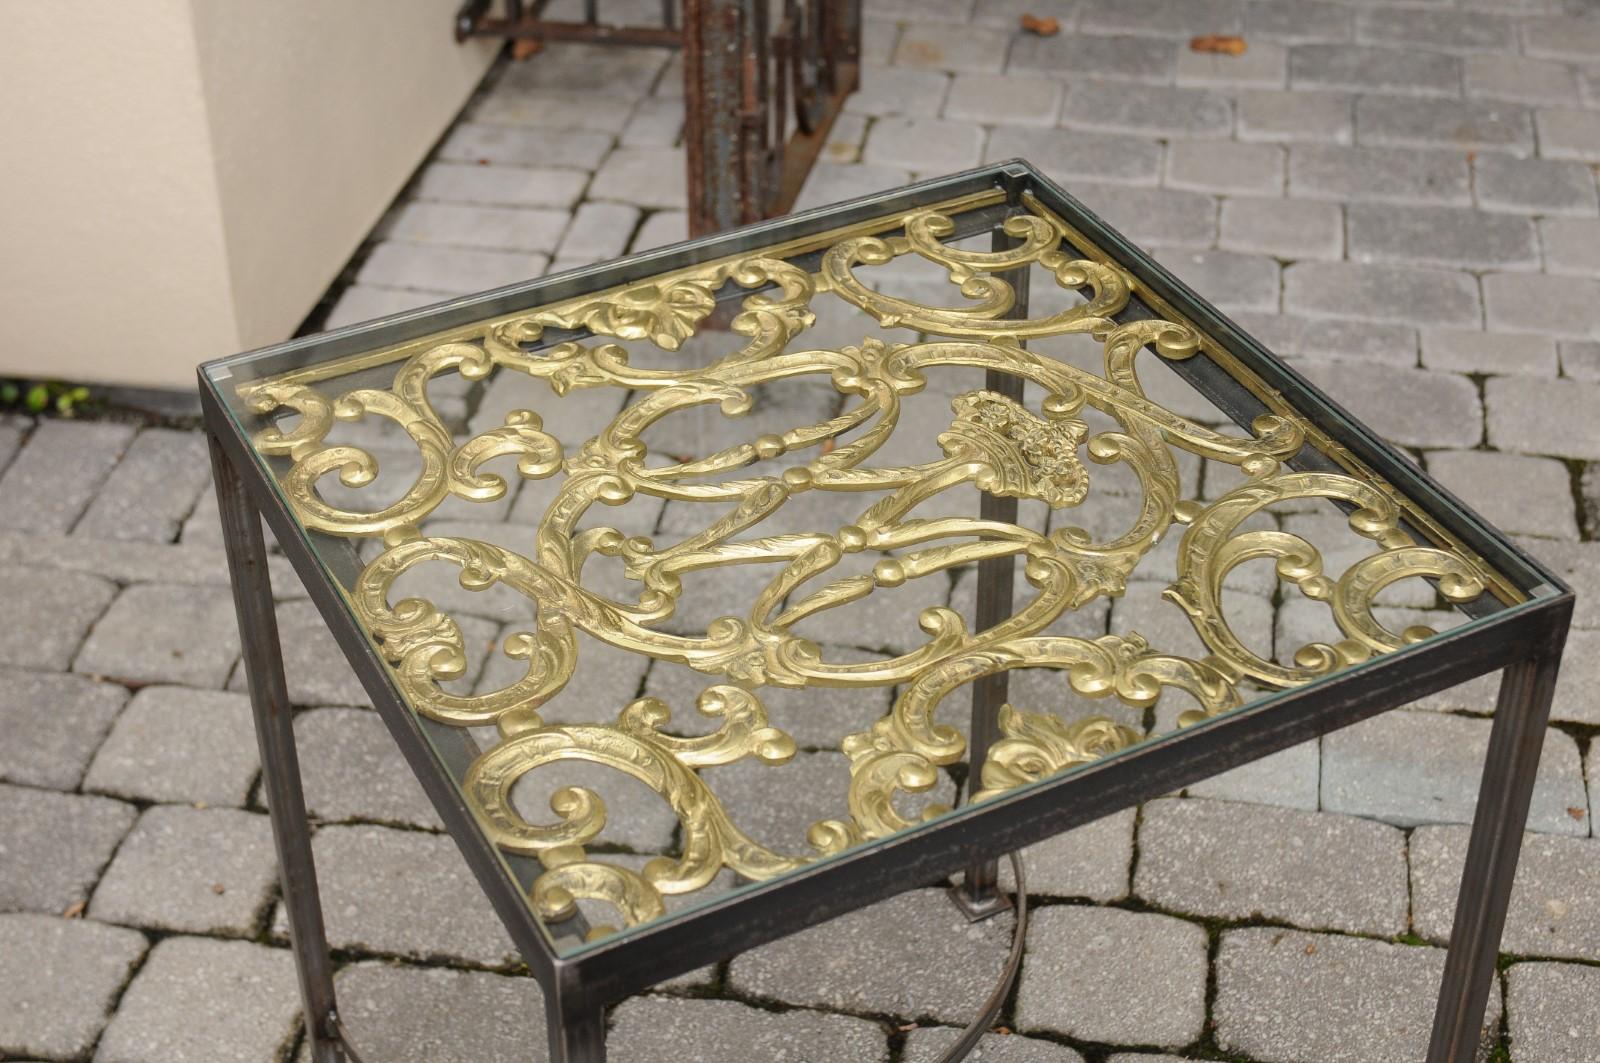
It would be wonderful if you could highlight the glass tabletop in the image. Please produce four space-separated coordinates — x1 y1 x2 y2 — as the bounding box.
203 172 1538 957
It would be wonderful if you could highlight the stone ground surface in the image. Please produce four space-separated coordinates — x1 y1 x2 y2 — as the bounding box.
6 1 1600 1060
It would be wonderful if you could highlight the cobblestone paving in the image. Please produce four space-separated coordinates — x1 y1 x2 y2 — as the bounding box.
5 1 1600 1060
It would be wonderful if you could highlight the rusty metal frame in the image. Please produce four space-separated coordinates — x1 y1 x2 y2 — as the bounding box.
456 0 860 235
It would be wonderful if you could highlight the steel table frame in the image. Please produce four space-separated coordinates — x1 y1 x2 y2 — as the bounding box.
200 161 1572 1063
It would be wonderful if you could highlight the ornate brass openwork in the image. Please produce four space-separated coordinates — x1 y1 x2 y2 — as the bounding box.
234 192 1510 944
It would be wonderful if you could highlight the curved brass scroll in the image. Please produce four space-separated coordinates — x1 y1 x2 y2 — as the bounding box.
237 195 1498 940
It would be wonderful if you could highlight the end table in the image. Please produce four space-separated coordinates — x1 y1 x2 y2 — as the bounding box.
200 160 1572 1062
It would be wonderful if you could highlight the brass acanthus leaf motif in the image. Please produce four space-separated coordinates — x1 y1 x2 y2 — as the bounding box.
973 706 1143 802
943 389 1090 508
236 193 1507 940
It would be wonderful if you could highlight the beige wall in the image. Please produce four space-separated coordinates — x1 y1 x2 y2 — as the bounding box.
0 1 497 389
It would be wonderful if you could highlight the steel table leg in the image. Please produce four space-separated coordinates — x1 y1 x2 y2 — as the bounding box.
209 434 348 1063
547 988 608 1062
1424 616 1569 1063
953 221 1031 918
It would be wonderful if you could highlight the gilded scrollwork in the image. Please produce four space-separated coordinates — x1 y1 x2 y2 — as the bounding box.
236 194 1499 942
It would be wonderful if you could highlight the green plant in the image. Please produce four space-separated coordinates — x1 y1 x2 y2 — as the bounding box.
0 380 93 417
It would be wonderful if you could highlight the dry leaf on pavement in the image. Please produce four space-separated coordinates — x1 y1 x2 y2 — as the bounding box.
1020 14 1061 37
1190 34 1248 55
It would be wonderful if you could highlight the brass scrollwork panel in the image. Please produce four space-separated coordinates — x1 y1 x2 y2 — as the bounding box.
236 194 1500 945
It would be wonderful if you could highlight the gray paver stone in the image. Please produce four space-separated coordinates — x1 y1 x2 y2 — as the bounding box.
1135 797 1409 934
1291 43 1461 98
1536 107 1600 162
620 96 683 147
325 285 448 329
1356 96 1534 155
609 996 888 1062
1411 825 1600 960
357 241 548 294
471 90 636 134
903 1028 1084 1062
556 202 641 262
0 564 116 671
845 65 949 118
1485 274 1600 340
388 201 570 253
1215 928 1501 1062
1465 55 1580 106
1246 2 1352 46
83 686 260 807
1176 40 1288 90
0 783 135 913
1355 9 1518 55
1515 539 1600 630
74 429 210 543
1296 318 1417 367
497 41 666 97
1541 218 1600 276
1522 15 1600 62
795 162 917 214
728 888 1013 1024
1290 361 1481 449
715 751 933 858
1322 710 1586 834
1487 375 1600 460
996 807 1136 901
293 824 518 965
1420 328 1558 376
1164 139 1284 196
589 147 687 210
0 913 146 1060
0 418 21 480
1287 143 1471 206
894 24 1009 74
1077 0 1243 39
1347 203 1538 271
1010 33 1177 86
1280 257 1478 328
986 127 1162 185
439 121 612 170
944 73 1061 127
295 707 442 828
1066 185 1217 250
862 118 985 173
1220 196 1343 259
1427 450 1579 540
1058 82 1232 140
94 936 300 1063
0 668 126 790
0 421 135 535
1475 155 1598 217
74 583 240 688
1153 249 1280 313
1506 961 1600 1063
1016 906 1207 1047
1236 89 1352 144
1186 738 1321 811
90 805 276 935
331 962 546 1063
